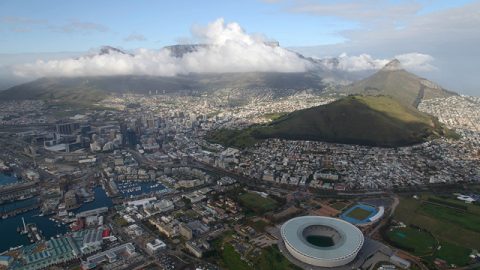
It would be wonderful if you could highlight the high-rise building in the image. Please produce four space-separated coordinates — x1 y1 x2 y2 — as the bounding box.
64 190 78 209
56 122 80 135
125 128 137 148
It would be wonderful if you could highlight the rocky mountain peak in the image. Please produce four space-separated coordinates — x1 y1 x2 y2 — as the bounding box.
382 59 403 71
98 46 129 55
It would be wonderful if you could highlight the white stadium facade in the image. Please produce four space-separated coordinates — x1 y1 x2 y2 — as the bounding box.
281 216 364 267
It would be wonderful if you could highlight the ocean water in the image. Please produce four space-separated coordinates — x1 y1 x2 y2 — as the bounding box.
0 186 113 253
0 172 19 186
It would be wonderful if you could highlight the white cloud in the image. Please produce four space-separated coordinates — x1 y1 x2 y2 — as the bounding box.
395 53 436 72
335 53 389 71
291 2 480 95
13 18 310 78
319 52 435 72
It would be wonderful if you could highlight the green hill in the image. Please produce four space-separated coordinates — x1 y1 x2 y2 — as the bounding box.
341 59 456 107
209 96 454 148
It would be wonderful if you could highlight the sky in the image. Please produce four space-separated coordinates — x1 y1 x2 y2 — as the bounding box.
0 0 479 95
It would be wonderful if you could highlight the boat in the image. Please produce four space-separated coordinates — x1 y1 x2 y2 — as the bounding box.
9 245 23 251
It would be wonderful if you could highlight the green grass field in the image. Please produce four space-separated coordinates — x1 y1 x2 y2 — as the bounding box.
386 227 436 256
238 192 278 214
392 194 478 266
428 241 472 267
346 207 372 220
253 246 301 270
394 195 480 249
419 203 480 233
221 244 251 270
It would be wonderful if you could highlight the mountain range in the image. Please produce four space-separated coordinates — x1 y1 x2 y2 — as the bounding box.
0 45 456 107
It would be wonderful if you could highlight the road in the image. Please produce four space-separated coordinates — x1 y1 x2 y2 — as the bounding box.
368 195 399 237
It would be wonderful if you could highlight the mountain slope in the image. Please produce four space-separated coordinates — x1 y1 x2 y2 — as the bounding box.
0 44 362 104
209 96 452 148
341 59 456 107
0 72 325 104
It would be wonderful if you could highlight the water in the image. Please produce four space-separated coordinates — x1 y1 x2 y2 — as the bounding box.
74 186 113 213
0 186 113 253
0 172 19 186
0 208 67 253
116 180 168 198
0 197 38 214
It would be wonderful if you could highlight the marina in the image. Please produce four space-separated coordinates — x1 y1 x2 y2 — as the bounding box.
1 197 39 219
73 186 113 213
116 180 169 198
0 186 112 253
18 217 44 243
0 172 19 186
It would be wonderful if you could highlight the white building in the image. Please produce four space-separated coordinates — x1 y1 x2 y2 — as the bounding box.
154 199 174 212
146 239 166 255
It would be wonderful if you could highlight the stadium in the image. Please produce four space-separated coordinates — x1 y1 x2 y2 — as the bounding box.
281 216 364 267
340 203 384 226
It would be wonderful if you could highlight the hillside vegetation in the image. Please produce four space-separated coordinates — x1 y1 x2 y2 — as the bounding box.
209 95 454 148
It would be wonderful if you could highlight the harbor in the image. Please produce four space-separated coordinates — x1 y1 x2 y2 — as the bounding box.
0 186 112 253
18 217 44 243
116 180 169 198
0 197 39 219
0 172 19 186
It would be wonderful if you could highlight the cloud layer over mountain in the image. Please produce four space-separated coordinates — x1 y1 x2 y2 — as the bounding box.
289 1 480 94
12 18 311 78
9 17 437 84
328 52 435 72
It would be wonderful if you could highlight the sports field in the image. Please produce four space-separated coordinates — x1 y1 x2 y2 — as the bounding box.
386 227 436 256
340 203 377 224
392 194 479 266
419 203 480 233
347 207 372 220
238 192 278 214
428 241 472 266
394 195 480 249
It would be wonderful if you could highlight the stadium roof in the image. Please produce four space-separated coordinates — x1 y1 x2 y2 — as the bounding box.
281 216 364 261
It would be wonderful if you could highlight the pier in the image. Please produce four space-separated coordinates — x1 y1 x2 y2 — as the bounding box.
18 218 44 243
1 204 40 219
